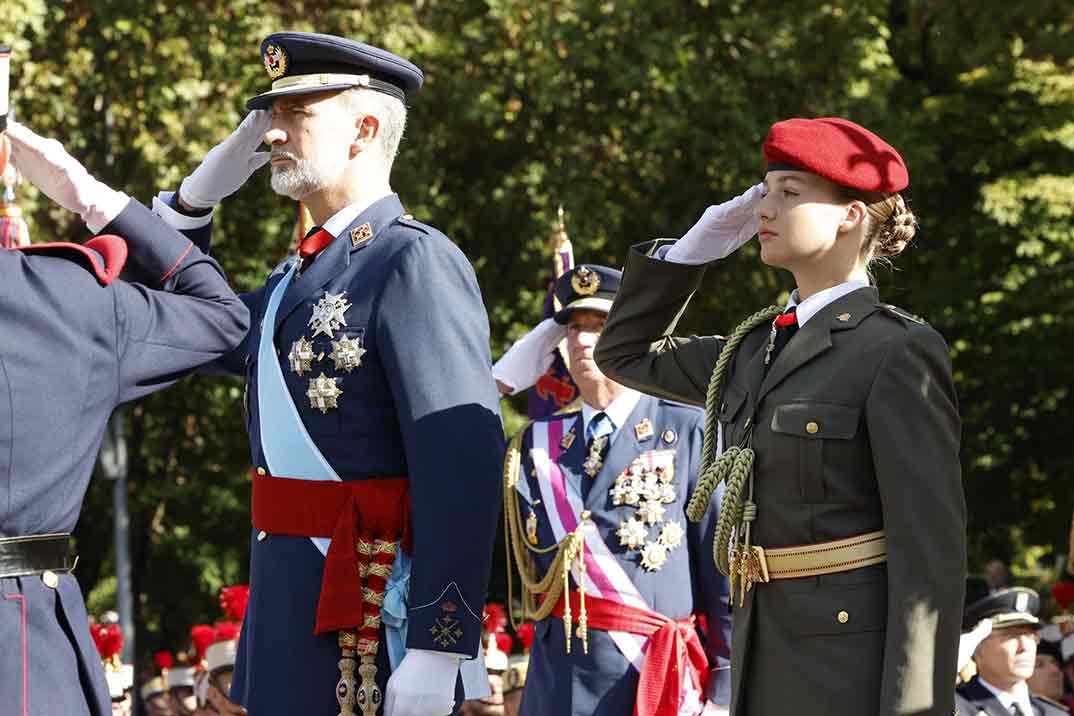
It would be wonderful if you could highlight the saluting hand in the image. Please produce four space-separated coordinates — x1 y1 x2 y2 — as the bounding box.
178 110 270 210
665 184 763 265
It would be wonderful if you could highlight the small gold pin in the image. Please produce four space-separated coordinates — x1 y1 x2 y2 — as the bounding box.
837 313 851 322
634 418 654 441
560 427 576 451
526 508 539 545
351 222 373 248
662 429 677 445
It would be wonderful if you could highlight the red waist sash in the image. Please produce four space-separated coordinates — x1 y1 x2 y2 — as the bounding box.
552 592 708 716
251 471 411 636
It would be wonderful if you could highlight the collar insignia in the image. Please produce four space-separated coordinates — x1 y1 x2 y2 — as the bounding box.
351 222 373 248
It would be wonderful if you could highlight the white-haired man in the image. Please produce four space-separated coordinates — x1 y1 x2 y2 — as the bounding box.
154 32 504 716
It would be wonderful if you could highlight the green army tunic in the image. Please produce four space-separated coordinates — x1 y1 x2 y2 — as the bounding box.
594 241 966 716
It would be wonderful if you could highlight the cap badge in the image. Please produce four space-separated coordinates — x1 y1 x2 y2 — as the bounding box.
264 44 288 80
1016 592 1029 612
571 266 601 296
634 418 654 442
351 222 373 248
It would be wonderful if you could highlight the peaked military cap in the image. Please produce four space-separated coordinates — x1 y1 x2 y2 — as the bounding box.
963 586 1042 631
246 32 423 110
763 117 909 194
553 264 622 324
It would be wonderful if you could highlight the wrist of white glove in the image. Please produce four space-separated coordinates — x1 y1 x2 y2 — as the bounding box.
492 317 568 395
6 121 130 233
385 649 461 716
957 619 992 672
665 183 764 265
179 110 270 209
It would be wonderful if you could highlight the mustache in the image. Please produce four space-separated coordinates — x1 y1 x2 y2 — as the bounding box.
270 150 299 162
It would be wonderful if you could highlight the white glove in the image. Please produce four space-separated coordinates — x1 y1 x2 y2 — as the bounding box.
702 702 730 715
492 317 568 395
957 619 992 672
178 111 270 209
665 184 764 265
5 121 129 233
384 649 460 716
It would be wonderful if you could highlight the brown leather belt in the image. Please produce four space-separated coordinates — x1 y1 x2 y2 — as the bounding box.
0 533 74 579
750 530 887 582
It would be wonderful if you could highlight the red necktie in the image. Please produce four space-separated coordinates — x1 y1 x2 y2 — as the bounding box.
774 305 798 328
298 227 335 260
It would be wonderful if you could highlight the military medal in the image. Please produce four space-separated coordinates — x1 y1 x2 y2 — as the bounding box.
560 427 576 451
307 373 343 414
309 291 352 338
526 508 539 545
581 435 608 478
640 542 669 571
288 336 316 376
330 335 366 373
636 499 666 525
616 517 648 550
658 521 684 549
633 418 654 442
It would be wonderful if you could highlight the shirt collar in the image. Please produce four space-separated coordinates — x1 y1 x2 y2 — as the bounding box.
786 278 870 327
581 389 641 439
978 676 1032 714
320 192 392 238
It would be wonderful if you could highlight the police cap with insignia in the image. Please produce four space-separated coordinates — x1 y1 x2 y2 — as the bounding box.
246 31 423 110
553 264 622 324
963 586 1042 631
763 117 909 194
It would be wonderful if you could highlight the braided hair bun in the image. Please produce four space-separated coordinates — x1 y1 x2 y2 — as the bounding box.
871 194 918 258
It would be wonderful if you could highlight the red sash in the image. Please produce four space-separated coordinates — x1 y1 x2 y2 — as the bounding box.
250 471 411 635
552 593 708 716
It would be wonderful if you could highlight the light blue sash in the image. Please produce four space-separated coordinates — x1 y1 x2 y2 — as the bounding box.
256 266 410 669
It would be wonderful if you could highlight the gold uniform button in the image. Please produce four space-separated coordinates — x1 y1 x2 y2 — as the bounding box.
256 467 267 476
257 530 268 542
42 570 59 589
806 421 819 435
837 610 850 624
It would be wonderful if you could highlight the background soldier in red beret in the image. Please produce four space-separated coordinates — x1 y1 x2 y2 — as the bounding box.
595 117 965 715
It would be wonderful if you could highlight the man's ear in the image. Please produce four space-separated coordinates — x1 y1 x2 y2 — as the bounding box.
353 114 379 156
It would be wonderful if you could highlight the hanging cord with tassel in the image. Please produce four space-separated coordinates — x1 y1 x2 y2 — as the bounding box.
684 306 781 599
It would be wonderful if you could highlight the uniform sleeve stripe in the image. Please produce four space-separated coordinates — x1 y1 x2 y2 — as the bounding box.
160 241 194 282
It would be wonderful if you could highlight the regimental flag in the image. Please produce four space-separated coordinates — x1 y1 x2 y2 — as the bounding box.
526 206 579 419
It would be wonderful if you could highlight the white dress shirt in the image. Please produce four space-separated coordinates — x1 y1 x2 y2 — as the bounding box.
784 278 870 327
978 676 1034 715
581 388 641 442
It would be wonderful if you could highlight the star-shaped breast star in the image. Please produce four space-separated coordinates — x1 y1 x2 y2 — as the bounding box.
306 373 343 414
308 292 352 338
288 336 316 376
330 335 366 373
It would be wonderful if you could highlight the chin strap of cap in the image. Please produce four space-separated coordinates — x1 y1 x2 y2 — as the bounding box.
12 234 128 286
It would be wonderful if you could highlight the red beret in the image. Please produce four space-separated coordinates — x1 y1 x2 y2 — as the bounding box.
762 117 909 193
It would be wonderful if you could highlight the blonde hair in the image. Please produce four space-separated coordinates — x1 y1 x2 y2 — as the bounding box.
838 188 918 263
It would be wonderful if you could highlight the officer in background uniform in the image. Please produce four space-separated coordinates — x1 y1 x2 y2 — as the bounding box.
956 588 1068 715
0 116 247 714
501 265 732 715
152 32 504 716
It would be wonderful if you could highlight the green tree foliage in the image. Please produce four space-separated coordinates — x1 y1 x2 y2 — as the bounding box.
3 0 1073 660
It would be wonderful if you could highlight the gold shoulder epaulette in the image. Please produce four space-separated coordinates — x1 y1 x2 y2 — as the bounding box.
880 303 926 325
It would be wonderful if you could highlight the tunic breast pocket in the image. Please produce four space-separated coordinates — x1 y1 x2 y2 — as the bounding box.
717 383 750 442
770 402 860 503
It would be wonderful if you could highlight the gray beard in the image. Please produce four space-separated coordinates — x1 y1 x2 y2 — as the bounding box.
270 158 326 200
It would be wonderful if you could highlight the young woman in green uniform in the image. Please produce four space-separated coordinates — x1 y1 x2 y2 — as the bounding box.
595 117 965 716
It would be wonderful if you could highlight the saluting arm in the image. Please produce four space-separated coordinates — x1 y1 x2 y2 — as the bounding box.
866 325 965 715
594 240 723 407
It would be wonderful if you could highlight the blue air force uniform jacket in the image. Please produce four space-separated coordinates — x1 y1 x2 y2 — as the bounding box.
0 200 249 716
181 194 505 715
514 393 732 716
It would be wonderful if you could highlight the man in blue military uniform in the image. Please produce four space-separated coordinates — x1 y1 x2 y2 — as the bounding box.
0 117 248 715
957 587 1068 716
152 32 504 716
498 264 732 716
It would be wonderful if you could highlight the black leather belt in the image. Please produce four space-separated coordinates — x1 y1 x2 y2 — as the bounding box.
0 533 74 579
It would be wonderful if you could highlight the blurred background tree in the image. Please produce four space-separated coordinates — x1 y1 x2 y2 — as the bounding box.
3 0 1073 664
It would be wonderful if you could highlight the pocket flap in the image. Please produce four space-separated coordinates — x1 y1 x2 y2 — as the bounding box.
771 402 860 439
787 581 887 636
717 384 748 423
